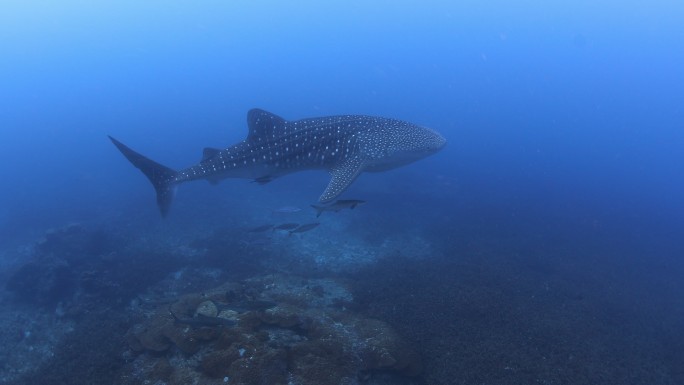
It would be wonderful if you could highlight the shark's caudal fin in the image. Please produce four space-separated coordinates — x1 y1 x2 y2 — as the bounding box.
108 136 178 217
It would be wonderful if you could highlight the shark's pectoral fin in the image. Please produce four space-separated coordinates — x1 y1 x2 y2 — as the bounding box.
320 157 364 202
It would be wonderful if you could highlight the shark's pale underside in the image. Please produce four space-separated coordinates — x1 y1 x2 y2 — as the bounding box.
109 109 446 216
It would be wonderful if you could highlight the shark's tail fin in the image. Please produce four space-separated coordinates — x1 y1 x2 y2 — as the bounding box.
109 136 178 217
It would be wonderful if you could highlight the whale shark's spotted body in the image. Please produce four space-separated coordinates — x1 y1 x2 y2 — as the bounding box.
110 109 445 216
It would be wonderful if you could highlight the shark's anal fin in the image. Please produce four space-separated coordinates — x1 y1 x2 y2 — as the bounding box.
320 157 364 202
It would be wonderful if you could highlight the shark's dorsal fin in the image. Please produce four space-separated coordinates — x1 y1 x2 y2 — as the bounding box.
202 147 221 162
320 156 364 202
247 109 287 142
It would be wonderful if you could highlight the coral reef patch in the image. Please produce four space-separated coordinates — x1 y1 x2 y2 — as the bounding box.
124 275 421 385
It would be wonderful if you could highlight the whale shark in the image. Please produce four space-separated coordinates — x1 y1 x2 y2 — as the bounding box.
109 108 446 216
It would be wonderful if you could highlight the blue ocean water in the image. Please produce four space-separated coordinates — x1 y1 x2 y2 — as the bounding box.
1 1 683 384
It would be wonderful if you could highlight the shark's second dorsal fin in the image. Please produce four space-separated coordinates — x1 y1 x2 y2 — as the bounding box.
320 156 364 202
247 109 287 142
202 147 221 162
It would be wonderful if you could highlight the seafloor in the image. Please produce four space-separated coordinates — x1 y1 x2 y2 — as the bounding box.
0 200 682 385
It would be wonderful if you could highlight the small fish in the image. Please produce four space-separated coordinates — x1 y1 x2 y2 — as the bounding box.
169 306 236 328
273 223 300 231
248 224 273 232
251 175 275 185
311 199 366 217
289 222 320 234
273 206 302 214
221 300 278 312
